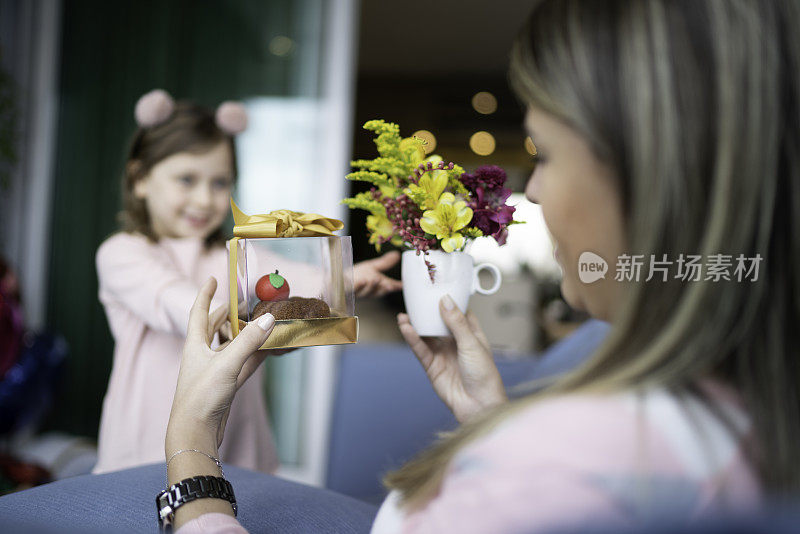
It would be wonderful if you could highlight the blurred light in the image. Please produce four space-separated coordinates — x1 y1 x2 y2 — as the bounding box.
269 36 295 57
524 136 537 156
469 131 496 156
471 91 498 114
412 130 437 154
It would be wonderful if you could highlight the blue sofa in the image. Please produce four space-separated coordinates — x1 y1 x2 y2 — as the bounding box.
2 461 797 534
3 320 798 532
0 320 610 532
0 463 377 534
326 320 611 503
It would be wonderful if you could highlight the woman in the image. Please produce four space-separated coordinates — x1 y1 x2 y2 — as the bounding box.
161 0 800 532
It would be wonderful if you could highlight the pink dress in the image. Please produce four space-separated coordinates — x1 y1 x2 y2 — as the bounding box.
93 232 279 474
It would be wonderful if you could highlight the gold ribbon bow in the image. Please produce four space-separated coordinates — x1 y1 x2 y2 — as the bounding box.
231 199 343 238
228 199 343 337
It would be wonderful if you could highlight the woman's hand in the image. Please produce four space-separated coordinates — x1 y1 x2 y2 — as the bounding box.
166 278 276 457
216 302 294 360
162 278 276 528
398 296 507 423
354 251 403 298
217 316 293 363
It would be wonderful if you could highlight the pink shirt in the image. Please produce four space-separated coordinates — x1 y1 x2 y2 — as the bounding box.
93 232 278 474
177 385 759 533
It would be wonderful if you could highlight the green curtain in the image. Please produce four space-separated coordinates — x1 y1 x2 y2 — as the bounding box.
45 0 309 439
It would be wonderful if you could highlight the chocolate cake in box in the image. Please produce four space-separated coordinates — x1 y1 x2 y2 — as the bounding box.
228 201 358 349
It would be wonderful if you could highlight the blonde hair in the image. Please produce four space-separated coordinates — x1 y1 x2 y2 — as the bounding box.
386 0 800 507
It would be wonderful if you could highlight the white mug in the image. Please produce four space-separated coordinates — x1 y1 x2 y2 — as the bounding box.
401 250 502 337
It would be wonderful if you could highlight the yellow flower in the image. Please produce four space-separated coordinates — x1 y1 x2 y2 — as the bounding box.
399 137 426 166
366 212 395 251
420 193 473 253
405 168 448 210
424 154 443 166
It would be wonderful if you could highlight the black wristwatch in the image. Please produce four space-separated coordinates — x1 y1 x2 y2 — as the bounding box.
156 475 237 531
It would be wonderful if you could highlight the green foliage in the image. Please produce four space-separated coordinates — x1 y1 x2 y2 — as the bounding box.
357 120 428 180
463 227 484 238
351 157 408 179
447 164 468 195
363 119 403 160
341 191 384 216
345 170 395 189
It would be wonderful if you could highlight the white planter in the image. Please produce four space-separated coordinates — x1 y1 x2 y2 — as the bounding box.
401 250 501 337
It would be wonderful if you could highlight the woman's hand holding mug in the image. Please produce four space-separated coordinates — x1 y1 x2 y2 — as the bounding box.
398 296 507 423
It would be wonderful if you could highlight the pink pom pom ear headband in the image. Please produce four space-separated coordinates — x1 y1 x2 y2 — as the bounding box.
133 89 248 135
134 89 174 128
215 101 248 135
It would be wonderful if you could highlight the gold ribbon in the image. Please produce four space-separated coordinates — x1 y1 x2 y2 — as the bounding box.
231 199 343 238
228 199 344 337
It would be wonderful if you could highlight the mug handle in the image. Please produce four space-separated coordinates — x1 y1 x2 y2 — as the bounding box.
472 263 502 295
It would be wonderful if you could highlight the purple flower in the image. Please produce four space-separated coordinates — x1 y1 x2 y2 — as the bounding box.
461 165 515 245
472 204 515 245
460 165 508 194
469 186 516 245
474 185 512 208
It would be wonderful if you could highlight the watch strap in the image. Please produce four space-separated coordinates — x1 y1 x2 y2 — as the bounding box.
157 475 237 530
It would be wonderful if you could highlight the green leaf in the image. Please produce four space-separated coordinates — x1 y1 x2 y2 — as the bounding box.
268 273 286 289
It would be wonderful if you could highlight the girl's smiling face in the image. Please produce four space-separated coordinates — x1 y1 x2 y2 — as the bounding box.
524 106 627 321
134 140 234 240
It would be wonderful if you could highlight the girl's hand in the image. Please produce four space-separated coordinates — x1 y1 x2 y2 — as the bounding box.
166 278 276 456
397 296 507 423
354 251 403 298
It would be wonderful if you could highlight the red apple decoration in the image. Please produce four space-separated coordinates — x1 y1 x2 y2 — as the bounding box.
256 270 290 302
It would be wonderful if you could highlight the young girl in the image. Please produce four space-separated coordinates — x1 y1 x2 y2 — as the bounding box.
93 90 401 474
159 0 799 532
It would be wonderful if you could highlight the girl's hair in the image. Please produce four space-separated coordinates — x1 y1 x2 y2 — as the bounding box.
119 101 238 245
386 0 800 507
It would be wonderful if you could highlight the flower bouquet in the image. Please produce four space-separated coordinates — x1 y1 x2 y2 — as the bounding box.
343 120 520 336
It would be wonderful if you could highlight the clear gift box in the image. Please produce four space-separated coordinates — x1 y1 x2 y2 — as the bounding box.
229 236 358 349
